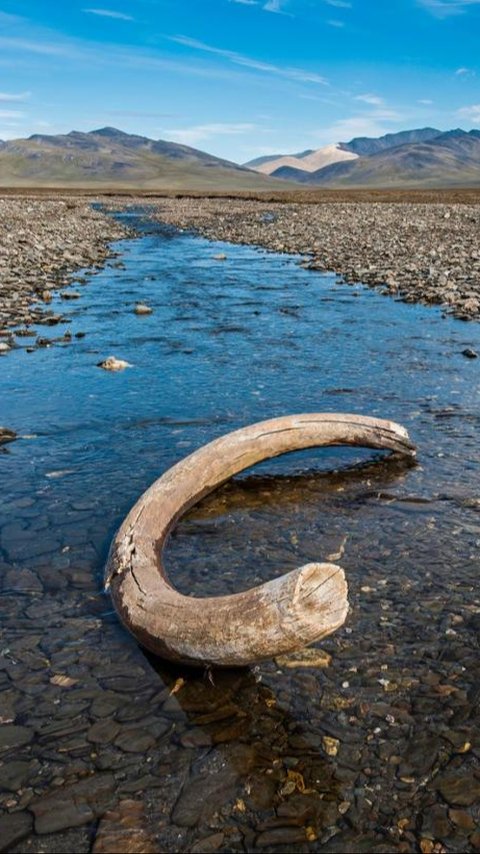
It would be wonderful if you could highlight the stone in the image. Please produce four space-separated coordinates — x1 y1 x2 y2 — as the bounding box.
0 760 32 792
275 647 332 668
0 427 17 445
0 811 33 853
0 725 33 752
31 773 116 834
462 348 478 358
437 773 480 807
60 291 81 299
0 342 10 353
97 356 132 371
93 799 159 853
134 304 153 315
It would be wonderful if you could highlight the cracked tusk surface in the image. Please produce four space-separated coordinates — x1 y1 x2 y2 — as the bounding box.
105 413 415 667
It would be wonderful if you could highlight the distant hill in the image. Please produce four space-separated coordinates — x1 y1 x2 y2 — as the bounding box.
340 127 441 156
0 127 288 190
290 129 480 187
245 144 357 176
246 127 480 187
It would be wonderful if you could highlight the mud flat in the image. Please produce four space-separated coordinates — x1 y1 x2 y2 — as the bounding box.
142 197 480 321
0 198 130 340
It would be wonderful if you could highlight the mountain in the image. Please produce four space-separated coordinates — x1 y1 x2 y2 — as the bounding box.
288 129 480 187
0 127 288 190
340 127 442 156
245 144 357 176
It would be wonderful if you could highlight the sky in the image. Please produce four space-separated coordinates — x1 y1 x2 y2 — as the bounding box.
0 0 479 162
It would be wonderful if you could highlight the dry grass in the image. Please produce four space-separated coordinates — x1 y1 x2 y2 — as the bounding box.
1 187 480 204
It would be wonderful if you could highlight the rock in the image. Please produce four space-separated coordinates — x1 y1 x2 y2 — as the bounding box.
93 799 159 853
0 427 17 445
462 348 478 358
0 811 33 853
0 342 10 353
0 760 33 791
275 647 332 668
31 772 116 834
60 290 81 299
255 827 309 847
0 725 33 752
190 833 225 853
437 773 480 807
134 304 153 315
97 356 132 371
213 253 227 261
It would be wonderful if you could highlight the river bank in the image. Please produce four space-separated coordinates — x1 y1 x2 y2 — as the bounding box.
136 197 480 321
0 199 130 344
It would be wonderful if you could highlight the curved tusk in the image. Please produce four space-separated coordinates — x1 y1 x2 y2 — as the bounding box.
105 413 415 667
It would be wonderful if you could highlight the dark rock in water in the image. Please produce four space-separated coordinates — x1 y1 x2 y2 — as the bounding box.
0 427 17 445
93 799 160 853
31 772 116 834
60 290 81 299
437 773 480 806
0 811 33 853
0 725 33 751
462 348 478 358
0 760 33 791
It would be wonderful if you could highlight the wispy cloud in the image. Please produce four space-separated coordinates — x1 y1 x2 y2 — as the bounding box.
83 8 135 20
417 0 480 18
0 109 26 119
458 103 480 121
169 35 328 84
325 0 352 7
355 93 384 106
106 109 177 118
0 37 77 57
163 122 259 145
455 66 475 77
418 98 434 104
0 91 31 102
229 0 257 4
327 18 345 26
263 0 290 13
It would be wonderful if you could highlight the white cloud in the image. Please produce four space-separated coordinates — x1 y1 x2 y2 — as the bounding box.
229 0 257 4
325 0 352 6
455 66 475 77
169 35 328 84
312 113 400 145
458 103 480 122
263 0 290 12
83 8 134 20
417 0 480 17
0 91 30 102
355 93 384 106
327 18 345 26
418 98 434 104
0 109 25 118
163 122 259 146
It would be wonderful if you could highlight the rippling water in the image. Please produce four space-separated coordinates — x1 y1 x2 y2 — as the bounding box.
1 210 480 853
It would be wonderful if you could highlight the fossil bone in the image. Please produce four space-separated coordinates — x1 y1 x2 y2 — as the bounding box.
105 413 415 667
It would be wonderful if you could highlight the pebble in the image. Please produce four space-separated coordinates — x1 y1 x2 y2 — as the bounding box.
134 303 153 315
462 348 478 358
97 356 132 371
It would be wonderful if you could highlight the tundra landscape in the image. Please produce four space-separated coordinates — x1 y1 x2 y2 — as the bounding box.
1 2 480 854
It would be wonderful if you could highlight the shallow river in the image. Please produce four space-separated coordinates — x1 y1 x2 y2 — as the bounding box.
1 210 480 853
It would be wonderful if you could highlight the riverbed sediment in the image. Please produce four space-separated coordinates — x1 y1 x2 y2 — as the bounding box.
0 199 130 341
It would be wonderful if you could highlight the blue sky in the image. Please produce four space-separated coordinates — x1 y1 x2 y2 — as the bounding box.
0 0 479 162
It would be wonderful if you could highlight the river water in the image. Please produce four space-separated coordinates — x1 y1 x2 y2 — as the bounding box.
1 210 480 853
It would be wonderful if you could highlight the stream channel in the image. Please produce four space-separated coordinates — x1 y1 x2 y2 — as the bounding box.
1 209 480 853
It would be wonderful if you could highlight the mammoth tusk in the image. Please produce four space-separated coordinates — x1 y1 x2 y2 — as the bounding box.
105 413 415 667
